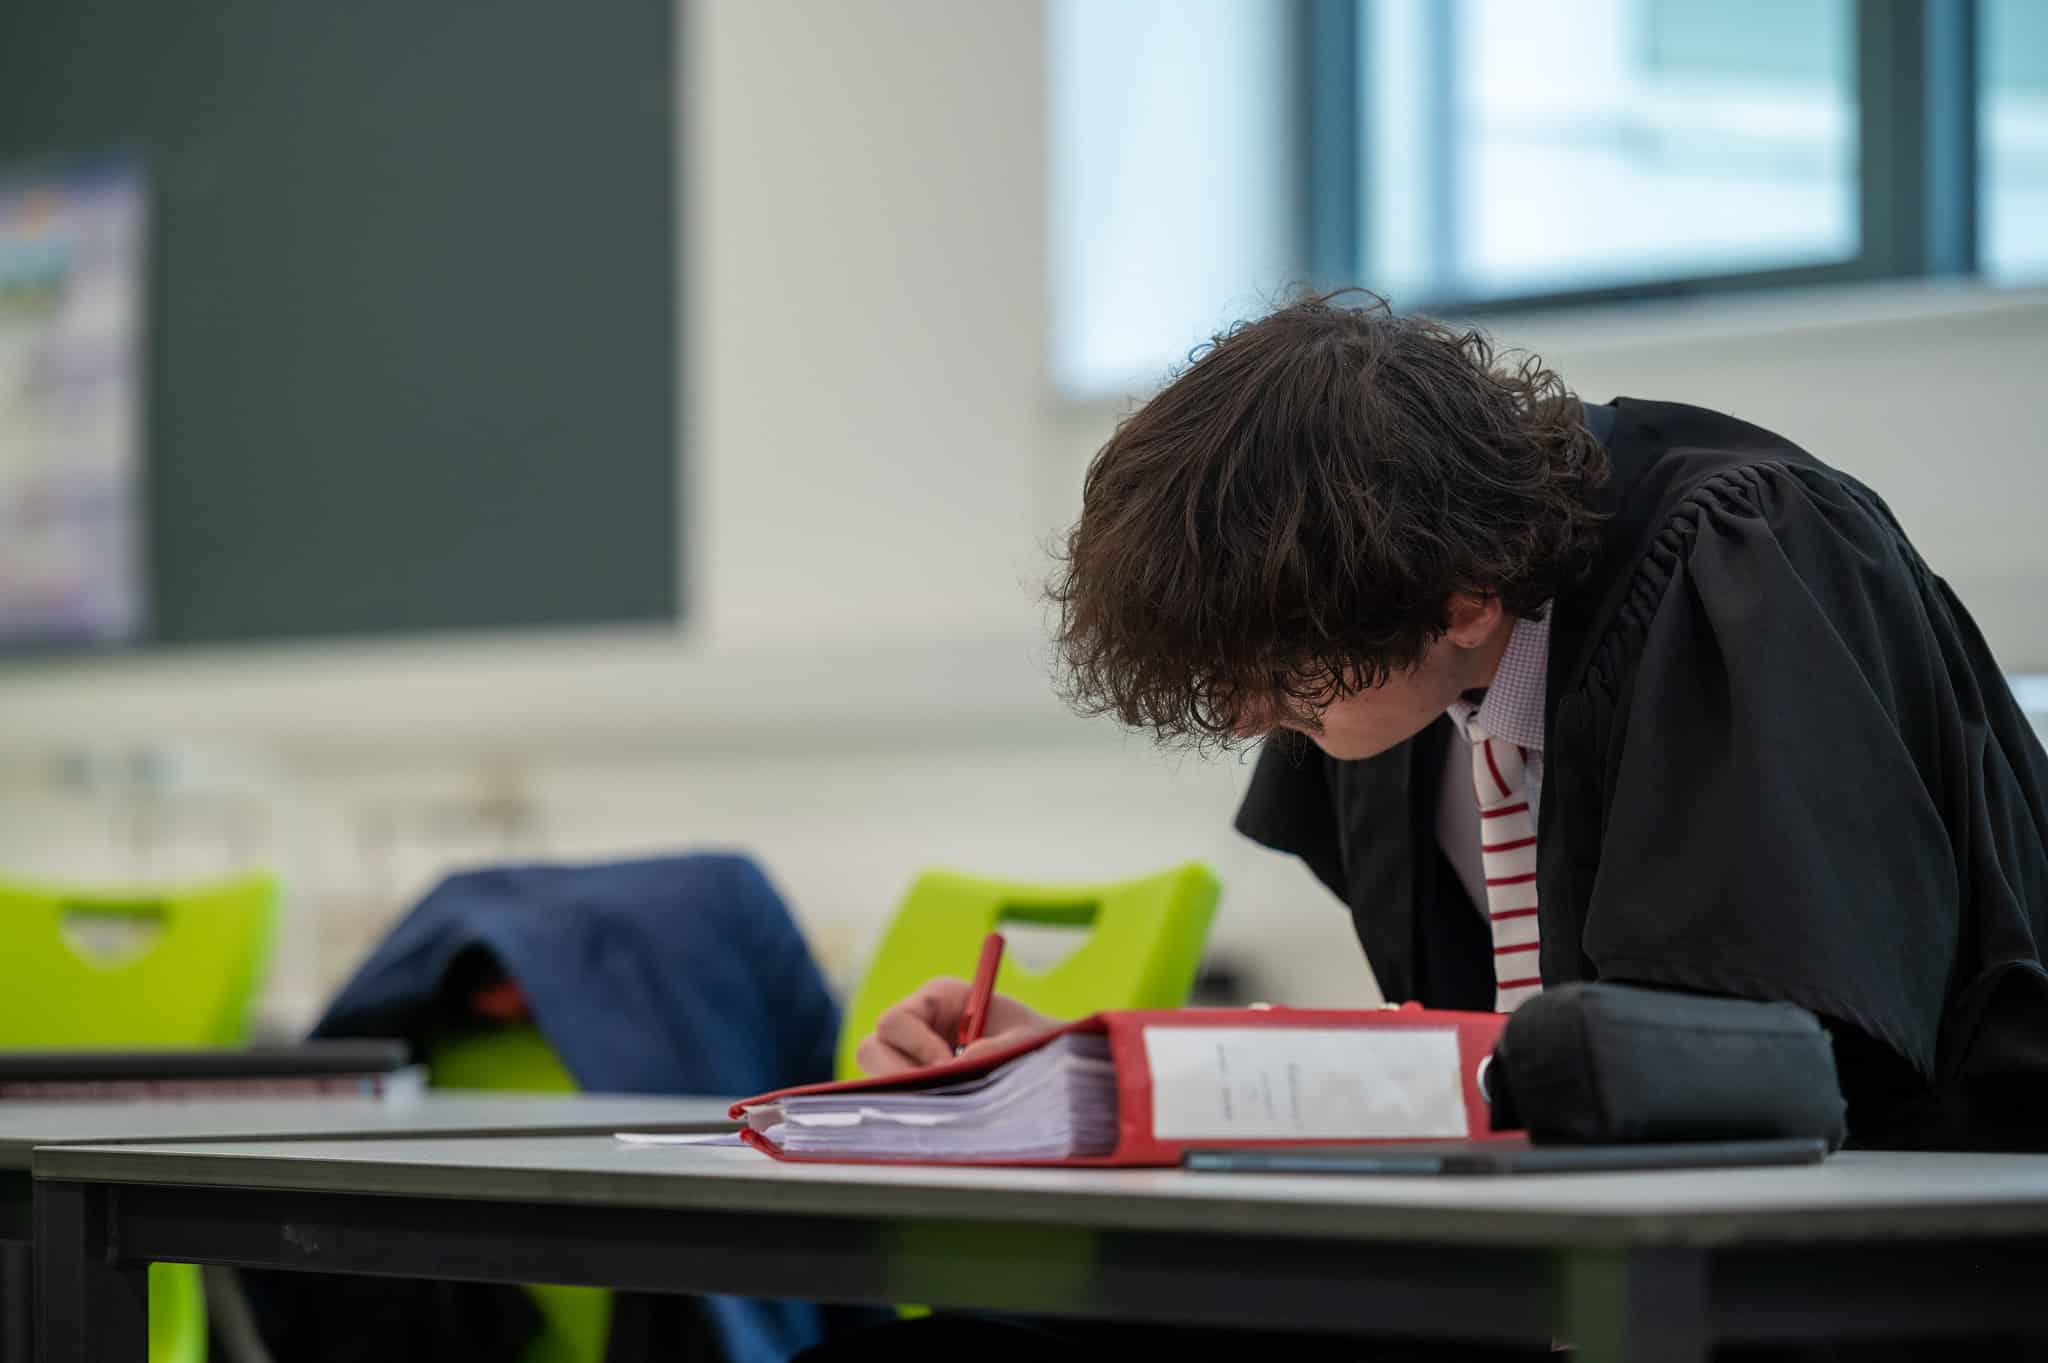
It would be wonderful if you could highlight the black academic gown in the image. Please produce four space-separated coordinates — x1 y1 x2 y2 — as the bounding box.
1236 398 2048 1150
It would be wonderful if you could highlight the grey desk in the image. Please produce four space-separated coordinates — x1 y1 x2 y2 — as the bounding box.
29 1137 2048 1363
0 1094 733 1361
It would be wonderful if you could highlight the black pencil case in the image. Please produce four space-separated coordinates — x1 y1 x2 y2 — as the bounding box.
1484 982 1849 1148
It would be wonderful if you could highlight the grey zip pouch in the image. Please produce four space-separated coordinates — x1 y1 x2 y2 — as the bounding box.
1485 981 1849 1148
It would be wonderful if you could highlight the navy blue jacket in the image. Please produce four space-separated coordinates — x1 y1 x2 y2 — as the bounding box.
258 853 844 1363
318 852 840 1099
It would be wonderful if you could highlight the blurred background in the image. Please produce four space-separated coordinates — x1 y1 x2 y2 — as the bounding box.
0 0 2042 1030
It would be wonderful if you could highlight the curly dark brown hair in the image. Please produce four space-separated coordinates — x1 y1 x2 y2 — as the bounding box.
1048 290 1609 747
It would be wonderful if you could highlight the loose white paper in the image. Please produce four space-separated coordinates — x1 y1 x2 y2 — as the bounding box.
1142 1026 1467 1140
613 1131 745 1146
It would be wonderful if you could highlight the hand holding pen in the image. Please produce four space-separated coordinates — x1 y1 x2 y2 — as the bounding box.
853 933 1058 1076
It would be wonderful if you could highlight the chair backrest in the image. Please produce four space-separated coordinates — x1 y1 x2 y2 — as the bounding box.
0 871 279 1046
836 861 1220 1079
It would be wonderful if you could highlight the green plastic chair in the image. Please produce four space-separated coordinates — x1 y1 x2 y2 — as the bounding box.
0 870 280 1363
837 861 1220 1079
837 861 1218 1318
429 1026 612 1363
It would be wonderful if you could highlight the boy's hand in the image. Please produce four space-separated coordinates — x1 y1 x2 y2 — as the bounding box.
854 977 1058 1076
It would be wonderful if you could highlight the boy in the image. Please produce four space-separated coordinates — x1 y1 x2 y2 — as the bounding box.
862 293 2048 1152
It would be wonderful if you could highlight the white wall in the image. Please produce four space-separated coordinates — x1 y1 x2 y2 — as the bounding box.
691 0 1054 652
0 1 2042 1029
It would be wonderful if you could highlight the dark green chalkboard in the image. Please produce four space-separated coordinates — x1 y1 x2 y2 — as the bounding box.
0 0 677 644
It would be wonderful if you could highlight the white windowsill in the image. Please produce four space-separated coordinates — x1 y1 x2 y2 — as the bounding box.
1050 276 2048 416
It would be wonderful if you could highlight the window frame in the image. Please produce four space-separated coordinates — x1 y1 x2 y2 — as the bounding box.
1301 0 1983 315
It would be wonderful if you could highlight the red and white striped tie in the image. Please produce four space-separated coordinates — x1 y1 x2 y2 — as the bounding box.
1469 722 1542 1012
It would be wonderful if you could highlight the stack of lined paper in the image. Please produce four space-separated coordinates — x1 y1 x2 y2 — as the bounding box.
747 1033 1118 1160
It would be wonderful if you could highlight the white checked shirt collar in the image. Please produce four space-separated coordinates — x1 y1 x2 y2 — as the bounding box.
1444 612 1550 754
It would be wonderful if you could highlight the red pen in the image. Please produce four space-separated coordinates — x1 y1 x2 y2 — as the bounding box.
953 931 1006 1054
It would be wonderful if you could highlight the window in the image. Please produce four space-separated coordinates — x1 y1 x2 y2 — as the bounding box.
1362 0 1856 303
1982 0 2048 281
1048 0 1299 397
1052 0 2032 397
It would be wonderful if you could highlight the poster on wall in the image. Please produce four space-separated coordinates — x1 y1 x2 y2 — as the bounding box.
0 157 145 646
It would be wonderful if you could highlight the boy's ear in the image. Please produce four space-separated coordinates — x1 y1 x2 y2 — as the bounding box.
1442 593 1505 648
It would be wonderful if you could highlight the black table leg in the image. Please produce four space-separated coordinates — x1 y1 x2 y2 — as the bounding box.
1563 1245 1710 1363
0 1243 32 1363
33 1181 146 1363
